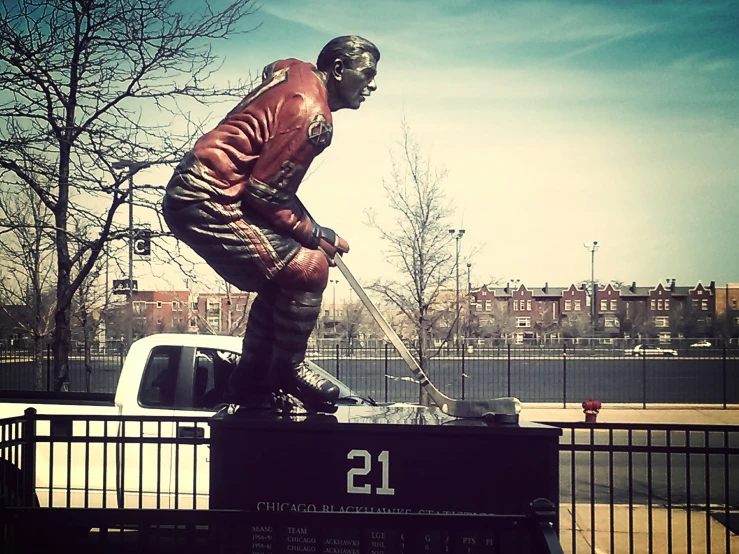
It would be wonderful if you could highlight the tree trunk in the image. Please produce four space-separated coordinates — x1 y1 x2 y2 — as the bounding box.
417 325 432 406
82 310 92 392
33 336 44 391
53 179 72 391
53 303 71 391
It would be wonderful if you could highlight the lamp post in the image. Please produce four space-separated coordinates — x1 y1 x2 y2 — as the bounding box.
449 229 465 353
583 241 600 335
466 263 472 338
329 279 340 336
112 160 151 351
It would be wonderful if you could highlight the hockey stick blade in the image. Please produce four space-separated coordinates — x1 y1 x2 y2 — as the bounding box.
334 256 520 419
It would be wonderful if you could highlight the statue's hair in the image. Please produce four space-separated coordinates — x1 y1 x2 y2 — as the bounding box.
316 36 380 71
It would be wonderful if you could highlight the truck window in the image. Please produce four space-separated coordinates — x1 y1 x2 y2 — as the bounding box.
139 345 181 408
191 349 238 410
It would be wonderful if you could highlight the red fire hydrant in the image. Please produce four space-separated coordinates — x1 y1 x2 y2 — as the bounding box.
582 399 602 423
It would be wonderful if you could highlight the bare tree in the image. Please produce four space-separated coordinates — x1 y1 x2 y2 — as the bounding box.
0 182 56 389
0 0 258 390
365 120 455 404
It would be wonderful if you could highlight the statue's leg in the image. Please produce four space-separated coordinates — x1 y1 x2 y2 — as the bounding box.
271 248 339 407
227 282 279 406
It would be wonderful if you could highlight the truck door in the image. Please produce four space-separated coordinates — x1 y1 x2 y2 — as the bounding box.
168 346 236 509
117 345 182 509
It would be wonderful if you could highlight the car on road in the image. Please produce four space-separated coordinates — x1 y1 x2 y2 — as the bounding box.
689 340 711 348
624 344 678 357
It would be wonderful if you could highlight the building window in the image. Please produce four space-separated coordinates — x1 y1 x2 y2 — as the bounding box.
600 299 607 311
609 300 616 311
654 316 669 328
526 300 531 311
207 315 220 332
133 301 146 315
485 300 491 311
604 316 617 328
475 304 481 312
734 317 739 325
657 299 663 311
731 298 737 308
189 318 196 327
650 299 656 310
697 290 703 295
191 302 198 311
702 300 708 311
665 299 670 310
564 300 571 311
692 298 700 309
658 332 671 343
173 301 182 311
574 300 581 311
516 317 531 328
513 300 518 311
552 303 557 318
156 301 162 309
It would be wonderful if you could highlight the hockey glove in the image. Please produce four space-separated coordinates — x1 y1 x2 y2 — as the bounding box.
315 226 349 265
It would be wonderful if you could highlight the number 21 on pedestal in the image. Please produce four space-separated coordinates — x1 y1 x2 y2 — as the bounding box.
346 449 395 496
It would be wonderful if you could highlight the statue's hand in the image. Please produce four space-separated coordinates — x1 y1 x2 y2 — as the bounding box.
317 226 350 266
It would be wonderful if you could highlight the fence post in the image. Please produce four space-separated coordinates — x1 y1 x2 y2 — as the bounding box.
21 407 37 506
723 339 727 409
384 343 389 403
562 343 567 408
507 344 511 398
461 346 465 400
335 344 340 380
642 353 647 409
46 344 51 391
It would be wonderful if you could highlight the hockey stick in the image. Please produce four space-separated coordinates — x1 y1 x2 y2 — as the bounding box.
334 255 520 420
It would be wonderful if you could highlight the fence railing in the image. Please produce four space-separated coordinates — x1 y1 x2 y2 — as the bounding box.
1 411 736 553
0 342 124 393
1 340 738 406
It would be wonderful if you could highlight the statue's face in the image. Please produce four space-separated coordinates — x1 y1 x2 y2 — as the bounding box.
332 51 378 111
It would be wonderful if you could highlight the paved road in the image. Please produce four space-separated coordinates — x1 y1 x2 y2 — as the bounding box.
323 356 739 405
1 354 738 404
558 429 739 506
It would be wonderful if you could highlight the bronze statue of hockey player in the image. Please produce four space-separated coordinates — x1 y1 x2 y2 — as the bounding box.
162 36 380 412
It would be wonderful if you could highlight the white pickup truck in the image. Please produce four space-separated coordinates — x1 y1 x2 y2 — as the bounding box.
0 333 371 512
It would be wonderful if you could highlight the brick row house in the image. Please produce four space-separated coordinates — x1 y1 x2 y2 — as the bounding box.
469 281 722 342
106 290 253 343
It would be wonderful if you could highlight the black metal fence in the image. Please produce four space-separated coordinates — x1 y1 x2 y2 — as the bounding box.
555 421 739 554
1 410 737 553
0 342 124 393
1 339 738 406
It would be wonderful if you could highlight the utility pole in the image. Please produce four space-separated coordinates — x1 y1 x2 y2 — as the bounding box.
583 241 600 335
466 263 472 338
449 229 465 353
329 279 340 336
112 160 150 351
112 159 176 351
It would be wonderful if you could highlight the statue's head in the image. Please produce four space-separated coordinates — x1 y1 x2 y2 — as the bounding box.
317 36 380 112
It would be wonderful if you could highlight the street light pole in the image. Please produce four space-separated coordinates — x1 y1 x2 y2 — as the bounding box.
583 241 600 335
112 160 151 351
449 229 465 353
329 279 340 335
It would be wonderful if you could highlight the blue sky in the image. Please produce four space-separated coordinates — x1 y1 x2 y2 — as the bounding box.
140 0 739 299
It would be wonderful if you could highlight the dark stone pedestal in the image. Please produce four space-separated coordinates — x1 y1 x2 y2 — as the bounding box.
208 405 562 553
